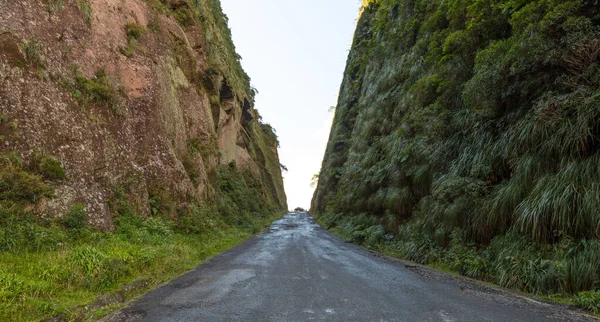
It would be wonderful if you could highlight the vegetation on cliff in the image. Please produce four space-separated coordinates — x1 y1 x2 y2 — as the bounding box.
313 0 600 311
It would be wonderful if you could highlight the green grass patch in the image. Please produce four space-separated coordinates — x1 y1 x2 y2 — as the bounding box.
43 0 63 14
77 0 92 25
20 37 46 69
315 211 600 315
0 205 280 321
119 22 146 58
67 68 122 114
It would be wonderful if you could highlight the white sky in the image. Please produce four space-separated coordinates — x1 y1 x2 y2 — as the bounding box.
220 1 362 209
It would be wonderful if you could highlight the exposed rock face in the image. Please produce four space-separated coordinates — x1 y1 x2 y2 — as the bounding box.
0 0 287 229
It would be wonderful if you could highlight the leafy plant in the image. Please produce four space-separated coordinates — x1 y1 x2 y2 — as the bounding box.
28 151 66 181
69 69 121 113
574 290 600 314
63 204 88 229
0 163 53 203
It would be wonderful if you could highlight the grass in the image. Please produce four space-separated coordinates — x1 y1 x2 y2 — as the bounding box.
313 1 600 314
77 0 92 25
0 206 280 321
119 22 146 58
0 149 284 321
21 37 46 69
43 0 63 14
315 212 600 315
67 68 122 114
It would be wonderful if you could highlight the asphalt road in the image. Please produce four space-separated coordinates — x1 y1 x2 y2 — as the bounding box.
106 212 596 322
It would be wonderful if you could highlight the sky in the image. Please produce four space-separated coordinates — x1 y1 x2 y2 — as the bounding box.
220 1 363 209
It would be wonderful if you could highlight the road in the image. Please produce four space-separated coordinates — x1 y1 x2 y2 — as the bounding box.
106 212 596 322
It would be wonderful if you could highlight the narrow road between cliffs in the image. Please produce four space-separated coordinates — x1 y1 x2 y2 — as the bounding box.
105 212 596 322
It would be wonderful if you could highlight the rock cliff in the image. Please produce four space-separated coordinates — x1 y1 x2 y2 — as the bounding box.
0 0 287 229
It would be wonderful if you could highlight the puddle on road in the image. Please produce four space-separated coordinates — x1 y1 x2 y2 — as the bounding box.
263 212 319 239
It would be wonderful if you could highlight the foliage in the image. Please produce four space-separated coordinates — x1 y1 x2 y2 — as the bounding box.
77 0 93 25
120 22 146 58
0 190 280 321
68 69 121 113
63 204 88 230
27 151 66 181
313 0 600 302
574 290 600 314
20 37 46 68
0 156 53 204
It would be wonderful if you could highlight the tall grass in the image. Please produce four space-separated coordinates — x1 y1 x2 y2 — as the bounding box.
316 211 600 313
0 206 279 321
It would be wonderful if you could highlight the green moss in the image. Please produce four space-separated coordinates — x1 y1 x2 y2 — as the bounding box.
181 153 201 186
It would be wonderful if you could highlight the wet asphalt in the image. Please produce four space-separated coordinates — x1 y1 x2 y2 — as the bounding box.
106 212 597 322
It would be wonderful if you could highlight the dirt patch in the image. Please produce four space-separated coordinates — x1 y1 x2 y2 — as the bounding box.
0 32 25 66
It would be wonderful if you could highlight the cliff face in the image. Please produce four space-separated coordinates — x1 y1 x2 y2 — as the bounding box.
314 0 600 243
0 0 287 229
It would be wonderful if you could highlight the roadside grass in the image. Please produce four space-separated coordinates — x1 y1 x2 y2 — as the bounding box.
0 153 283 321
0 209 279 321
314 213 600 316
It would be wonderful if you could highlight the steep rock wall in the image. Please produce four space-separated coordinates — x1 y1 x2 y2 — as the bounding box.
0 0 287 229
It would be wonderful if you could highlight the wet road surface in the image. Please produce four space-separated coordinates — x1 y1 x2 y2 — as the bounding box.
106 212 596 322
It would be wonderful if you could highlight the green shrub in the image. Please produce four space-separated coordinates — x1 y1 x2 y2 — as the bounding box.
28 152 66 181
0 164 53 203
142 217 172 237
71 69 121 113
175 203 218 234
125 22 146 41
63 204 87 229
574 290 600 314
